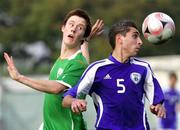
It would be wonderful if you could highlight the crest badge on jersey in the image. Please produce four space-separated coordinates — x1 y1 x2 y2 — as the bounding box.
130 72 141 84
57 68 63 78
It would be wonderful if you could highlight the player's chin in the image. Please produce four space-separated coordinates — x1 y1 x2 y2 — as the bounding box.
131 51 138 57
135 48 140 53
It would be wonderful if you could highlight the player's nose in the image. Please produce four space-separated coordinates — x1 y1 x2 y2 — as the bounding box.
138 37 143 45
70 26 76 33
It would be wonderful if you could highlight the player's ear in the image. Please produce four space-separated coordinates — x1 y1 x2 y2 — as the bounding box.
115 34 122 44
61 25 65 32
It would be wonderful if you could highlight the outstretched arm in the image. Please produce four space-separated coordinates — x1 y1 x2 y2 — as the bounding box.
81 19 104 63
4 52 67 94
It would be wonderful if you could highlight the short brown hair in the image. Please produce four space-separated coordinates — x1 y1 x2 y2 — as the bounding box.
63 9 91 38
108 20 138 49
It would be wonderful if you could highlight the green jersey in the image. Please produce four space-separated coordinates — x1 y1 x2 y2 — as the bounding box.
43 50 88 130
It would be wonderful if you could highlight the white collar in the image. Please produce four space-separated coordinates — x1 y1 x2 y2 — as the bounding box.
68 50 82 60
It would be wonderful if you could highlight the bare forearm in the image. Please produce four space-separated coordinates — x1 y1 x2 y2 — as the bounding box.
81 41 90 64
81 19 104 64
3 52 66 94
17 75 66 94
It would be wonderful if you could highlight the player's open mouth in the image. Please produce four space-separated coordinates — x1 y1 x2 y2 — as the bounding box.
68 34 74 39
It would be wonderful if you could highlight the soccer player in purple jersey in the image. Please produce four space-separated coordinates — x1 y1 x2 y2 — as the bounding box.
160 72 180 130
62 20 166 130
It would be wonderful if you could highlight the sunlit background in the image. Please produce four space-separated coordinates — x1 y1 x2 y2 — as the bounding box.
0 0 180 130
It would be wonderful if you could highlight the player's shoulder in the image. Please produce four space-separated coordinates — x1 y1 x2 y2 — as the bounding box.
88 58 113 70
69 53 88 67
130 57 151 68
69 59 88 70
80 58 113 77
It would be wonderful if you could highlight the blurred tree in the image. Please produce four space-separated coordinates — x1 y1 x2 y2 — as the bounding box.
0 0 180 65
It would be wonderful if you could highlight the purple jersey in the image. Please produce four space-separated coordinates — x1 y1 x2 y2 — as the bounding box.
161 89 179 129
64 55 164 130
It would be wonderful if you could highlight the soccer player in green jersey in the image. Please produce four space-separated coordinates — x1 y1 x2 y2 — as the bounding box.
4 9 104 130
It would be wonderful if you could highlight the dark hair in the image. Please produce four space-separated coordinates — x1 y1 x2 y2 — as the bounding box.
108 20 137 49
169 71 177 80
63 9 91 38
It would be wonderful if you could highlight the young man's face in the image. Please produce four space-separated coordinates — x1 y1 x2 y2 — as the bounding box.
61 15 86 48
121 27 143 57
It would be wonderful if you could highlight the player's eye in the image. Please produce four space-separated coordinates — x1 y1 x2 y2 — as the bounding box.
132 34 138 39
68 22 74 27
77 26 83 31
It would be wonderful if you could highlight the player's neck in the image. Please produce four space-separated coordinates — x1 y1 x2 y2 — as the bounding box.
112 50 129 63
60 43 80 59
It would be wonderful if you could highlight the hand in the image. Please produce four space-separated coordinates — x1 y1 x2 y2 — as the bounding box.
4 52 22 81
86 19 104 41
150 104 166 118
71 99 87 113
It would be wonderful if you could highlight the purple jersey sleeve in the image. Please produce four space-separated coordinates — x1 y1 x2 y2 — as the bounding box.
152 77 164 104
63 84 78 98
143 63 164 105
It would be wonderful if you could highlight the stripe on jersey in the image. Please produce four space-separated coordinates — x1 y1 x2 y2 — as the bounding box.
132 58 155 76
76 59 113 98
56 80 72 88
142 94 148 130
91 92 103 127
131 58 155 105
80 59 107 79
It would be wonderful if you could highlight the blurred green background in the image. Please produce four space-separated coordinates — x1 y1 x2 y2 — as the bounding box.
0 0 180 74
0 0 180 130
